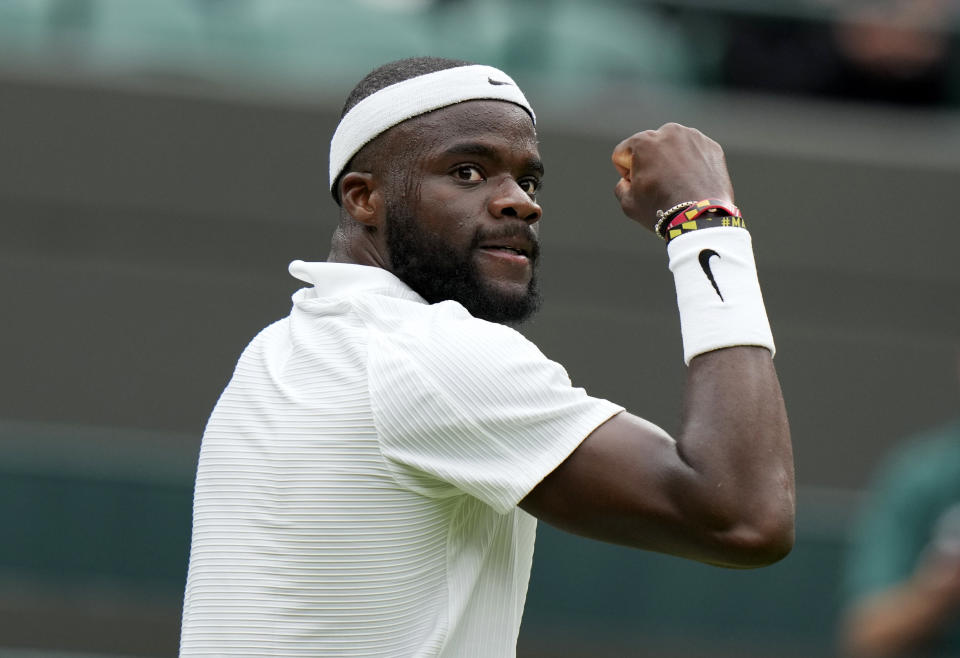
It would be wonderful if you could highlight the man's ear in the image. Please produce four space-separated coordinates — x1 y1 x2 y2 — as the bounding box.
340 172 383 229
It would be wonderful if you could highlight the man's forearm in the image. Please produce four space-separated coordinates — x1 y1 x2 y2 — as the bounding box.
673 345 794 567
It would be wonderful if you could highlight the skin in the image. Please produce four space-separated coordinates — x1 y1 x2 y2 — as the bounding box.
331 100 543 311
332 101 795 569
842 552 960 657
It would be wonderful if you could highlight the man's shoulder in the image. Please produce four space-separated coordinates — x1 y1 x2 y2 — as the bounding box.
362 298 571 404
372 297 541 360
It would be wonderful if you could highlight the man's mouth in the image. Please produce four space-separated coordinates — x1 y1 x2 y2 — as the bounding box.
480 245 530 258
474 223 539 271
476 243 533 269
476 231 537 261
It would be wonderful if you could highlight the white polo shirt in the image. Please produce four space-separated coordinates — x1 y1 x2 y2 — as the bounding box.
180 261 624 657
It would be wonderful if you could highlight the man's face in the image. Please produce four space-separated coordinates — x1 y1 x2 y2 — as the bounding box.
381 101 544 324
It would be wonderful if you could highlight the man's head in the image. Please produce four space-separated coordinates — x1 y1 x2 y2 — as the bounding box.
329 57 543 324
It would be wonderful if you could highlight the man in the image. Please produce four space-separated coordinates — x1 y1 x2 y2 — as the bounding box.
179 56 795 657
840 356 960 657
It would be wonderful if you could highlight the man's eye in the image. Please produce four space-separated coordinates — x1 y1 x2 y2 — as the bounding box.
455 166 484 182
519 178 540 196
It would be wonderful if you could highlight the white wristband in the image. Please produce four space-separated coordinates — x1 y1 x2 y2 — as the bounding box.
667 227 775 365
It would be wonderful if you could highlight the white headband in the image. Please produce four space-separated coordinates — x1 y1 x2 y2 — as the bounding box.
329 64 536 194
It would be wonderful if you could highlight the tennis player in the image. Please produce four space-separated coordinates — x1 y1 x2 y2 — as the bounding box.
179 56 795 657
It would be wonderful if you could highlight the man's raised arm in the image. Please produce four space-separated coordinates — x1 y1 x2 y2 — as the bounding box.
520 123 795 569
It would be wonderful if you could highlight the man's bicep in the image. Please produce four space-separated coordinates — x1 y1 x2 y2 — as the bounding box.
519 411 694 551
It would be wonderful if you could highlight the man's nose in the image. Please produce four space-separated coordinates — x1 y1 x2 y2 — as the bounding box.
488 179 541 224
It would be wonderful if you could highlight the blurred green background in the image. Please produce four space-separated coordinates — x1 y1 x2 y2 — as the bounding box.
1 0 959 656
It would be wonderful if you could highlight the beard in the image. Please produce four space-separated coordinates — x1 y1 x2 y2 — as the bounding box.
385 201 541 324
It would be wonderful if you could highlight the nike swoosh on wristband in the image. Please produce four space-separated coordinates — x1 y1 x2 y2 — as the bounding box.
698 249 724 301
487 77 513 86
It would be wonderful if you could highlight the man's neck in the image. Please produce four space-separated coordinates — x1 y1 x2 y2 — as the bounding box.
327 225 389 269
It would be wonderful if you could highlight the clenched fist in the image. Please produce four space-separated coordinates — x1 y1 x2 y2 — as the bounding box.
612 123 735 233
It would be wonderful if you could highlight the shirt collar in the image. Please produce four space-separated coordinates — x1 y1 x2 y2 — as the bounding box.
288 260 426 304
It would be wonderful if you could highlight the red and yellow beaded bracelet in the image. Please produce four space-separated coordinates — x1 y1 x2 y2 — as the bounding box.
655 199 745 243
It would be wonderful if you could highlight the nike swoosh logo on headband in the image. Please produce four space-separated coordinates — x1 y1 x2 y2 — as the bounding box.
488 77 513 86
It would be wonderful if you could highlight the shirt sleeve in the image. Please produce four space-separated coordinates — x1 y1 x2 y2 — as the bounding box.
367 301 624 514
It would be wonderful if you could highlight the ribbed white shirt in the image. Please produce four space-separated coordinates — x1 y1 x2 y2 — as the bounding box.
179 261 623 657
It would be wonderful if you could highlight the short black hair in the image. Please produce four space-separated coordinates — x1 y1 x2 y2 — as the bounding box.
340 56 474 119
333 56 474 203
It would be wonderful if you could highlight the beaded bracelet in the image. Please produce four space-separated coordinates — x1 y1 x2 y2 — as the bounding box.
654 201 698 239
665 214 747 243
665 199 741 231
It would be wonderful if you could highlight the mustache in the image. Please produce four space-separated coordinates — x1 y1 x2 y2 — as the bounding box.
473 223 541 261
